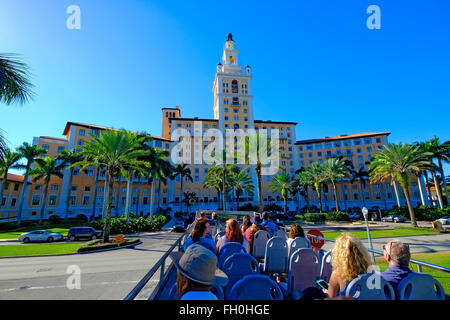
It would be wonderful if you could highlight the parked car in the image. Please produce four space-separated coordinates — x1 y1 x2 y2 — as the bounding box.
435 216 450 225
19 230 63 243
172 218 186 233
67 227 102 241
349 212 361 220
381 215 405 223
270 211 287 219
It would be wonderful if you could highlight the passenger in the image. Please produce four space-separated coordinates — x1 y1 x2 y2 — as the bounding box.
261 211 279 237
241 215 252 234
170 244 228 300
216 218 249 253
286 223 311 252
184 219 216 254
243 215 268 255
380 240 412 294
199 211 208 221
324 232 371 298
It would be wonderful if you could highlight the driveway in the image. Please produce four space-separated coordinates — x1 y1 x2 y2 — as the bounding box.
0 231 182 300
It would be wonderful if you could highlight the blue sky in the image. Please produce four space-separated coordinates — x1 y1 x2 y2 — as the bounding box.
1 0 449 173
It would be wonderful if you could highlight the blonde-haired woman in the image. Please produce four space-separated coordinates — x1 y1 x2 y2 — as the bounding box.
325 232 371 298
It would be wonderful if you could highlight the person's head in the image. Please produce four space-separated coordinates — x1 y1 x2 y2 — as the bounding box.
225 218 243 244
242 215 252 230
383 240 410 267
253 215 263 226
289 223 305 239
199 212 208 221
211 212 217 220
262 211 270 221
191 218 210 242
170 244 228 298
331 232 371 282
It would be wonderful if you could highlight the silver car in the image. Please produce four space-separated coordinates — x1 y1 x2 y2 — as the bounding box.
18 230 64 243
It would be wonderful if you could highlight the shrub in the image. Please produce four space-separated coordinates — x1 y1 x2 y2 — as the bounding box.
301 213 327 223
75 214 88 222
89 215 169 234
263 203 284 212
238 203 259 212
48 215 62 224
325 211 350 222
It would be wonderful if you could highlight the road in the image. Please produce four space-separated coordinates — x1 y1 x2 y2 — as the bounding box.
0 231 182 300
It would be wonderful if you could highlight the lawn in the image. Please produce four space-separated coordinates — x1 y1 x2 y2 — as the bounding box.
0 222 86 239
322 227 441 240
0 243 82 257
376 251 450 294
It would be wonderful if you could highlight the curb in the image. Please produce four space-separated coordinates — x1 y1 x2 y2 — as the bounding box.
78 240 143 254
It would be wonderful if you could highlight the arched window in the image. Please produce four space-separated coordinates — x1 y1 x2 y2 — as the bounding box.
230 56 235 64
231 80 238 93
233 124 240 129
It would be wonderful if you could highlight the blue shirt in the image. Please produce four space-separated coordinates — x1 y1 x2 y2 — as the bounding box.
261 220 278 237
381 265 412 293
180 291 218 300
184 236 217 254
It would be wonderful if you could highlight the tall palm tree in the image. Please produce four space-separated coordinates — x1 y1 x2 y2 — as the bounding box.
323 158 348 212
270 172 293 214
420 140 445 208
0 53 34 106
72 129 148 242
183 191 197 213
57 149 85 220
15 142 47 226
349 166 371 208
369 143 434 227
29 157 64 224
426 137 450 204
204 168 223 210
304 162 327 212
296 170 314 212
172 164 193 213
0 129 7 162
0 148 22 210
230 168 254 210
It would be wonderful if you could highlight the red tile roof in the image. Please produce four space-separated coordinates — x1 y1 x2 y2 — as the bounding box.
295 132 391 145
6 173 31 184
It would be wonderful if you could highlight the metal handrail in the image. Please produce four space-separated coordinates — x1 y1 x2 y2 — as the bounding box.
124 222 196 300
306 233 450 273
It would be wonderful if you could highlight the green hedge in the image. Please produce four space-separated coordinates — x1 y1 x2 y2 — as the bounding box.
296 212 349 222
299 213 327 223
90 215 169 234
325 211 350 222
77 238 140 253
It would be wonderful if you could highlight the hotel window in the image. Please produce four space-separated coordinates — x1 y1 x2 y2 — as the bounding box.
79 129 85 136
231 80 239 93
85 186 91 192
233 108 239 114
376 138 382 143
336 150 342 156
346 149 352 155
375 191 381 200
354 140 361 145
364 138 373 144
51 185 58 191
308 153 313 158
243 101 248 106
224 99 229 105
57 146 65 153
334 142 341 147
232 97 239 106
299 154 304 159
48 195 57 206
82 195 91 206
357 148 361 153
367 147 373 153
306 145 313 150
309 160 313 165
35 185 42 191
42 144 49 152
98 187 104 193
244 117 248 122
300 161 305 166
32 195 41 206
1 197 6 206
358 156 363 162
224 116 228 121
298 146 303 151
71 186 77 191
317 152 322 157
96 196 103 206
14 184 19 191
11 198 17 207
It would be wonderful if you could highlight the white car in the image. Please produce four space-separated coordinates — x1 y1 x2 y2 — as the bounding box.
18 230 64 243
436 216 450 225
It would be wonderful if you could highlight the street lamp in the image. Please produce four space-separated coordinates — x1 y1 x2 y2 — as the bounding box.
362 207 376 265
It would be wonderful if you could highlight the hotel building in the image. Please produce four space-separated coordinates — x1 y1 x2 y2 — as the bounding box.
0 34 429 221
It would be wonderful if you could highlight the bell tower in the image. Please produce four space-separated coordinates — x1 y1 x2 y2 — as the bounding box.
213 33 254 133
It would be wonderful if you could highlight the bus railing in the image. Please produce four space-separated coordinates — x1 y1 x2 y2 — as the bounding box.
306 233 450 274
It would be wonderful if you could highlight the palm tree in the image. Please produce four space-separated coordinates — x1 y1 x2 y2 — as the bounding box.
420 140 445 208
29 157 64 224
72 129 148 242
15 142 47 226
230 168 254 210
349 166 371 208
0 148 22 210
0 53 34 106
172 164 193 213
369 143 434 227
303 163 327 212
57 149 85 220
270 172 293 214
323 158 348 212
204 168 223 210
426 137 450 205
183 191 197 213
0 129 7 162
296 170 314 212
145 147 171 222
